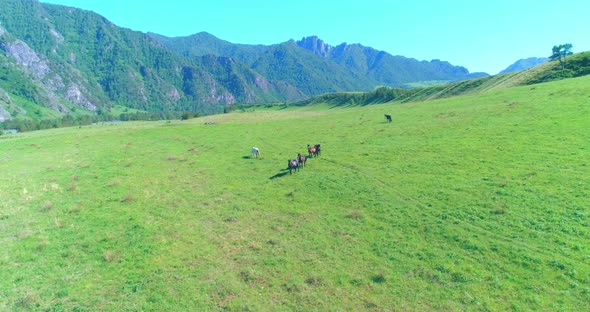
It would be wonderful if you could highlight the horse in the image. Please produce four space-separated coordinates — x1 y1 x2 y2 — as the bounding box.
288 159 299 175
384 114 392 123
251 147 260 158
297 153 306 168
314 144 321 157
307 144 316 158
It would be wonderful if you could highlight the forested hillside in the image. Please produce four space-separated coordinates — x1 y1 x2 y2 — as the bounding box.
153 33 488 92
0 0 267 118
1 0 488 126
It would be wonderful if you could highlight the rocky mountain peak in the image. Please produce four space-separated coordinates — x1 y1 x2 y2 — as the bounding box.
296 36 333 58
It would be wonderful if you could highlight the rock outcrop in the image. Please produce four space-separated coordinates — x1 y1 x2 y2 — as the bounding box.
0 88 12 121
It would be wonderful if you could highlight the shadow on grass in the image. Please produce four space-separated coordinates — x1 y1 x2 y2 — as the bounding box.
242 155 263 160
269 170 290 180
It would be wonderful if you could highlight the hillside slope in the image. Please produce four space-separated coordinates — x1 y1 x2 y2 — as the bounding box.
0 0 240 118
500 57 549 74
1 75 588 310
0 0 306 122
295 51 590 107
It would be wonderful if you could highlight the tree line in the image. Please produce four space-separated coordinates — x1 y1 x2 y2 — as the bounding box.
0 113 113 133
0 110 207 134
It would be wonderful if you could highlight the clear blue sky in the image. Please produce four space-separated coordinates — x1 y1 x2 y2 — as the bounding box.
41 0 589 74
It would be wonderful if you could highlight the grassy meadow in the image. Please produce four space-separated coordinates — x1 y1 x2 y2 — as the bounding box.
1 75 589 310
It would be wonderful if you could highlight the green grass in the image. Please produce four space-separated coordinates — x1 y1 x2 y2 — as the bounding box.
1 75 589 310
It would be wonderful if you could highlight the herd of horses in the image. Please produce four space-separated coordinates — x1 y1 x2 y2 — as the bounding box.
254 114 391 176
288 144 321 174
250 144 321 175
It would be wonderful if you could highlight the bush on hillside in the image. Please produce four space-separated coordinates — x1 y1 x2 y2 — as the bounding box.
181 112 193 120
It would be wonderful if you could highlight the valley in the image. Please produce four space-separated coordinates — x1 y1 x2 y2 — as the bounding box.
1 75 588 310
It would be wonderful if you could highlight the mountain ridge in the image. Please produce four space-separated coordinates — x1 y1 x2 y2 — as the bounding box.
1 0 489 123
155 32 489 90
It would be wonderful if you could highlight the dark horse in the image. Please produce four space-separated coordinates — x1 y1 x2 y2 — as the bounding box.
288 159 299 175
297 153 306 168
307 144 316 158
384 114 392 123
314 144 321 157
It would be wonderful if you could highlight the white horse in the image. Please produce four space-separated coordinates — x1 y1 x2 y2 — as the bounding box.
251 147 260 158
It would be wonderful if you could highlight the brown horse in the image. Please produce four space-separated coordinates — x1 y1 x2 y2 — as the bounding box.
307 144 316 158
297 153 306 168
314 144 321 157
288 159 299 175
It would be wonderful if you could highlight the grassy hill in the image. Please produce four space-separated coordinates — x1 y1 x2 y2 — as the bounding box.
296 51 590 107
0 75 589 310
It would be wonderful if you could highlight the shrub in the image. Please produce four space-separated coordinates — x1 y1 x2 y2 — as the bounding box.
181 112 193 120
371 272 386 283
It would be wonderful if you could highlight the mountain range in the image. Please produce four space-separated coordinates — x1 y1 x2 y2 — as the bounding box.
0 0 490 121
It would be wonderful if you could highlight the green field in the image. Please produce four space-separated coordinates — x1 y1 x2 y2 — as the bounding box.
1 75 589 311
